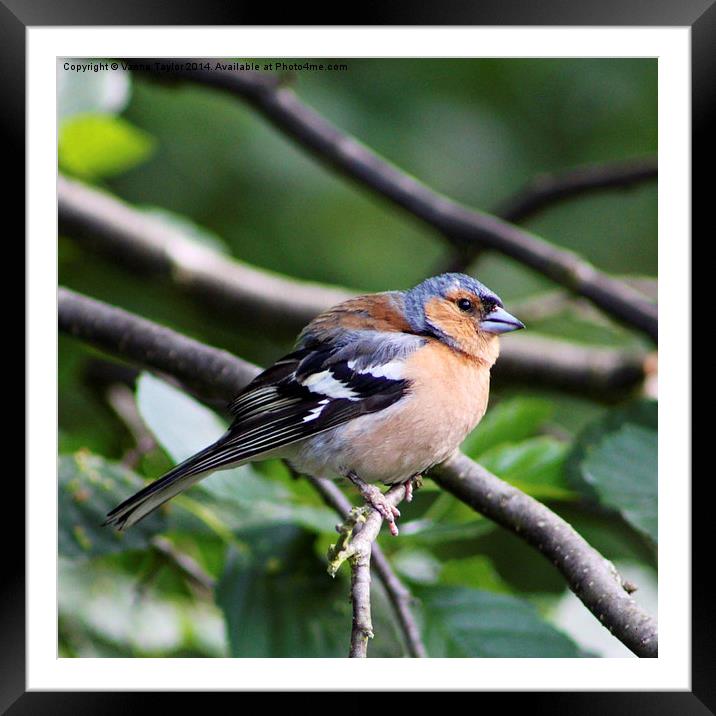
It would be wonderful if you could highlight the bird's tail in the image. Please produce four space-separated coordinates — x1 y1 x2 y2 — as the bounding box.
104 441 234 530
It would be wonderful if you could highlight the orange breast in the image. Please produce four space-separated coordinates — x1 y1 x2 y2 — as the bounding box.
332 341 492 483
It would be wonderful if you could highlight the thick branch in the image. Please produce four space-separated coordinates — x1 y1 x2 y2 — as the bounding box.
58 288 658 657
58 286 257 404
493 333 647 398
59 176 647 399
127 61 657 341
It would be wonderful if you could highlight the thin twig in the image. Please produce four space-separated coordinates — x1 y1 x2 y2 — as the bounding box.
498 157 658 224
151 536 216 594
442 157 657 272
105 379 216 595
349 536 372 657
105 383 158 468
326 485 408 658
58 176 648 399
306 474 427 658
126 61 657 341
58 287 658 657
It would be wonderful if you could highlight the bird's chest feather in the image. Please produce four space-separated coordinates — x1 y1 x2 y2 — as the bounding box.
289 343 492 483
375 346 492 469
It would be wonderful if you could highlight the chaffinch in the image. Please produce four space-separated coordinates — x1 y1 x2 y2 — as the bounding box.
106 273 524 535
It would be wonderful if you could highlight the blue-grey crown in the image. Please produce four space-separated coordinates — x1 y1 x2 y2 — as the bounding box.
403 273 502 333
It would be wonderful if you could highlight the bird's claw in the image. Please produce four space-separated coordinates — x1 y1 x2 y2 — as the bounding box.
404 473 423 503
365 485 401 536
347 472 401 536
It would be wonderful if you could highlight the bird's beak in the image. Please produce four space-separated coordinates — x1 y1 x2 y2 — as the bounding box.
480 306 525 334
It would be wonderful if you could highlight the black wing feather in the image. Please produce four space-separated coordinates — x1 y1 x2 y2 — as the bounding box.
221 344 409 458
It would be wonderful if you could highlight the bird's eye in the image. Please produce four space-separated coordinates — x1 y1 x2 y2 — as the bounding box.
457 298 473 313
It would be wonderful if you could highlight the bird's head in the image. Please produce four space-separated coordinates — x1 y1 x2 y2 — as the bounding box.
404 273 524 360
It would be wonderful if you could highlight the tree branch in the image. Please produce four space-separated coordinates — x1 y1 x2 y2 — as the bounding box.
306 474 426 658
151 535 216 594
58 175 350 338
326 485 409 657
58 287 658 657
58 283 258 405
126 61 657 341
59 175 648 399
442 156 657 272
497 156 657 224
493 333 647 398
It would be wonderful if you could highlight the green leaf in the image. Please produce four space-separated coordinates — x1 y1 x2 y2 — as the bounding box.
478 437 576 500
59 113 155 179
461 397 554 457
439 556 512 594
417 585 582 657
567 400 657 542
136 372 226 463
217 525 405 657
391 548 443 584
59 556 226 657
59 452 166 558
58 334 129 458
398 516 496 546
216 526 350 657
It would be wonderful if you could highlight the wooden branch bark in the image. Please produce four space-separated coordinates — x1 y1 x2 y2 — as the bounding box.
307 475 426 658
326 485 409 657
125 61 657 341
58 287 658 657
496 156 657 224
58 175 350 338
58 175 648 399
443 156 657 272
493 333 647 398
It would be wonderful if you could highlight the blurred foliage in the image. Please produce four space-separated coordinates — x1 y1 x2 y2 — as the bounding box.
59 452 167 558
59 114 155 179
568 399 657 543
216 524 407 658
417 586 582 657
58 58 657 658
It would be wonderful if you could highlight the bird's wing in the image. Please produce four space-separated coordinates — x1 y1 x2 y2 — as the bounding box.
203 331 425 471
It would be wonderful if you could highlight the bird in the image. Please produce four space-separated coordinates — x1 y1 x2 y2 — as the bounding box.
105 273 524 535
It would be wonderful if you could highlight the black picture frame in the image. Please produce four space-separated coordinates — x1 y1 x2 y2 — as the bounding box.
9 1 702 712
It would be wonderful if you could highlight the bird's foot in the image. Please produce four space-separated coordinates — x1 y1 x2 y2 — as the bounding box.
404 473 424 503
346 471 401 536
